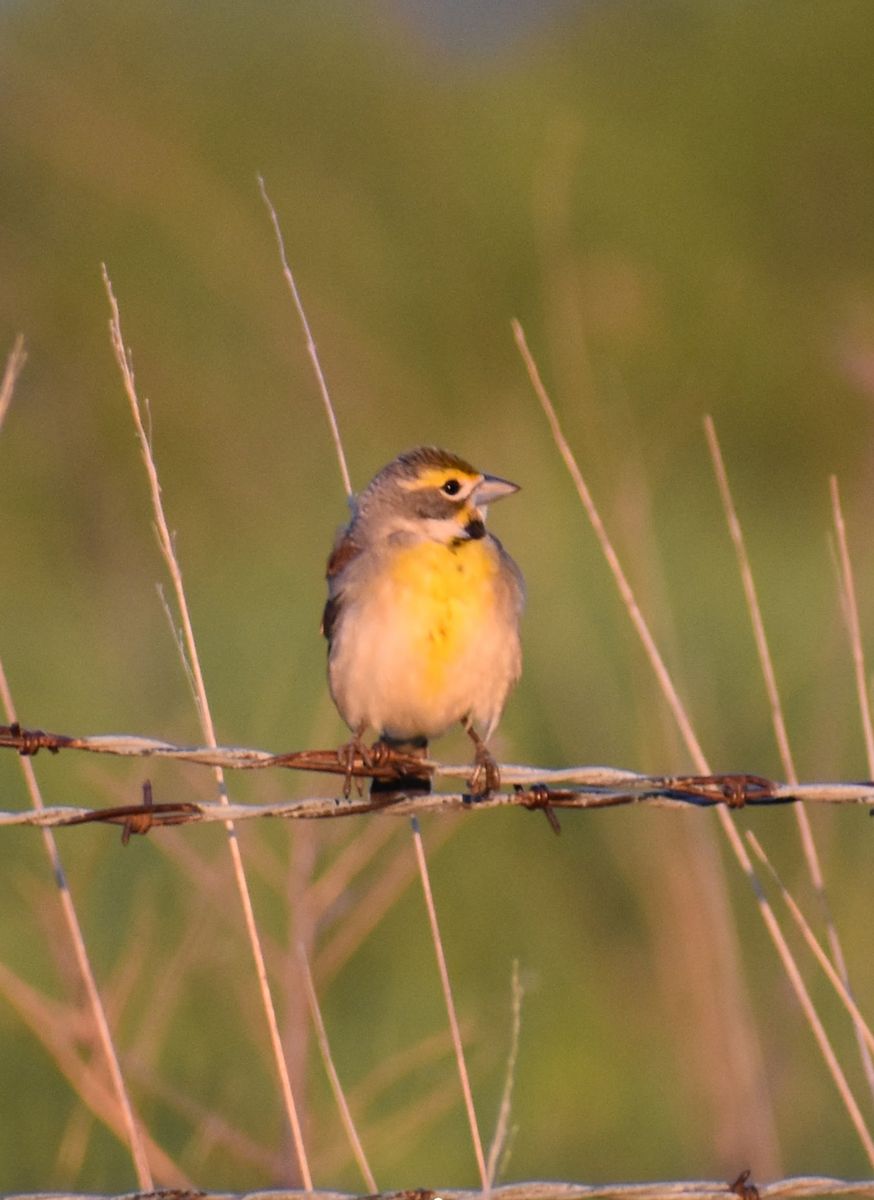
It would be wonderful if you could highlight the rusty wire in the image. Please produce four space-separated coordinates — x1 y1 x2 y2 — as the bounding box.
3 1176 874 1200
1 723 873 841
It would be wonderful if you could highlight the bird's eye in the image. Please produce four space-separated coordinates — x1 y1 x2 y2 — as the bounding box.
441 478 461 496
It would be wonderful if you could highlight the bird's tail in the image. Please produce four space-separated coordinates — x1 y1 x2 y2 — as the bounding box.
370 735 432 795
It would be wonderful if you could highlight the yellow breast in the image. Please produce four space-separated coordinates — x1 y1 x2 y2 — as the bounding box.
386 537 499 693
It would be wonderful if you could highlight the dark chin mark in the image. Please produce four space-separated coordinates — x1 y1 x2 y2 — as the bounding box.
465 518 486 540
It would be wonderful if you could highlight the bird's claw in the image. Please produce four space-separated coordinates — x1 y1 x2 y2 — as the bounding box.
467 732 500 796
337 726 372 798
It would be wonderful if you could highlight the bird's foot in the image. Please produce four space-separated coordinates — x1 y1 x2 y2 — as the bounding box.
466 724 500 795
337 724 372 798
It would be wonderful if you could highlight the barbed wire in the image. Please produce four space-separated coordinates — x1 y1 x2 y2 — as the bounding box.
3 1175 874 1200
1 723 874 841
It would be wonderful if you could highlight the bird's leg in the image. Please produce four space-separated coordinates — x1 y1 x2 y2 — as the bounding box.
337 722 371 798
464 721 500 795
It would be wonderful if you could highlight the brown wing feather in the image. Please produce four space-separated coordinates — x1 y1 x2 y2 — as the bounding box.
326 530 360 577
321 594 341 642
321 530 361 642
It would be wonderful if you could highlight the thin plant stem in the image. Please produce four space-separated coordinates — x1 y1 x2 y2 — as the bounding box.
411 817 488 1192
743 832 874 1162
706 418 874 1103
512 321 708 770
103 268 312 1189
259 176 353 500
0 958 190 1185
514 318 874 1169
299 945 377 1193
831 476 874 771
0 659 154 1188
0 334 151 1185
486 960 524 1187
747 832 874 1059
829 474 874 1103
157 582 204 720
704 417 797 777
0 334 27 434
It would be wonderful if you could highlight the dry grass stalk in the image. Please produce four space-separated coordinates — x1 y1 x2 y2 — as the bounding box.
747 832 874 1056
299 944 378 1192
102 268 312 1188
315 817 456 986
829 475 874 1098
706 418 874 1103
831 476 874 769
0 955 183 1184
486 960 524 1187
750 932 874 1167
308 816 402 917
107 764 400 1177
124 1059 284 1177
411 817 489 1191
513 319 776 1169
318 1070 471 1179
513 320 874 1167
259 176 353 500
511 320 707 769
0 522 152 1187
703 417 797 776
0 334 27 434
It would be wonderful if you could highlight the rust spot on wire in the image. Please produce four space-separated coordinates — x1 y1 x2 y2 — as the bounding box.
729 1169 759 1200
0 722 73 756
515 783 562 834
63 783 202 840
269 744 436 784
363 1191 436 1200
132 1191 206 1200
664 774 779 808
122 780 154 845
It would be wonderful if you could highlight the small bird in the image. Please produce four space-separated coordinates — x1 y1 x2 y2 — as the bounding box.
322 446 524 795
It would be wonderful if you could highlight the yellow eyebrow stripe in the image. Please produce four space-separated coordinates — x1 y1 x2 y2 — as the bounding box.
398 467 480 492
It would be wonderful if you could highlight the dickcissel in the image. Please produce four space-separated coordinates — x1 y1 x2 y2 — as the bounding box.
322 446 524 794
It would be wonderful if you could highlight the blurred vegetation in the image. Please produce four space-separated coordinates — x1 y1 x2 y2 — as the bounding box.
2 0 874 1189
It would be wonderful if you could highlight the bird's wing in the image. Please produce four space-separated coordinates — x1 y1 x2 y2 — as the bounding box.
321 530 362 642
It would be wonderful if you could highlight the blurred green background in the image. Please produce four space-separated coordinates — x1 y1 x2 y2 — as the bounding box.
3 0 874 1189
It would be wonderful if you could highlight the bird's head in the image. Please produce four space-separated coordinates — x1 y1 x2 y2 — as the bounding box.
354 446 519 544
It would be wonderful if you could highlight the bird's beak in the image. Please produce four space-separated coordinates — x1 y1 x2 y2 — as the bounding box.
473 473 520 508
